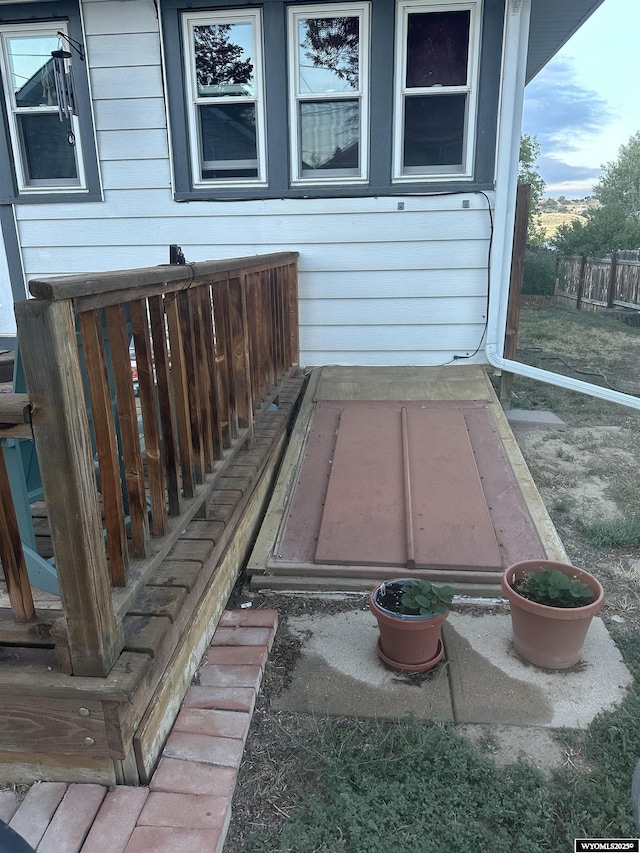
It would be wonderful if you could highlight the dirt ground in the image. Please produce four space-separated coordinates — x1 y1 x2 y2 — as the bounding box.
223 307 640 851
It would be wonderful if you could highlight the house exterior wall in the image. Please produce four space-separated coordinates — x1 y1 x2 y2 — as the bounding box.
7 0 502 366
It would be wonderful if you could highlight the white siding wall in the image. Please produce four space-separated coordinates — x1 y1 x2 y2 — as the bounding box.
13 0 494 367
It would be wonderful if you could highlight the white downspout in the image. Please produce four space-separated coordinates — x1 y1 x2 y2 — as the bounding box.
485 0 640 411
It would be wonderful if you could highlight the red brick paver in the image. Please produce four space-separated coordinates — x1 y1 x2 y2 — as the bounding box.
81 786 149 853
124 825 227 853
150 759 237 798
173 707 252 740
38 784 106 853
199 663 263 690
182 685 256 712
138 791 230 829
5 609 278 853
206 644 269 666
0 790 20 823
211 626 274 647
9 782 68 849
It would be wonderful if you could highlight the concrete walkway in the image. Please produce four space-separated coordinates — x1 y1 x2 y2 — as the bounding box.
0 609 278 853
272 605 632 774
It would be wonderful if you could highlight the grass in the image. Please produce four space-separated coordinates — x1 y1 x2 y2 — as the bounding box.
245 631 640 853
512 307 640 423
580 516 640 549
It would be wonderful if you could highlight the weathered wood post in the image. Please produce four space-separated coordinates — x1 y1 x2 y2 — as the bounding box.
15 298 124 677
499 183 530 405
575 255 587 310
606 251 618 308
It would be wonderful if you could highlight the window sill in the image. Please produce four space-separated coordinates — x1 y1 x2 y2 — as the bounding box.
173 179 495 202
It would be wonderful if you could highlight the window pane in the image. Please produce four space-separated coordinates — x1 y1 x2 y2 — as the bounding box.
406 11 470 88
297 16 360 94
199 103 258 178
403 94 466 168
300 99 359 171
18 113 77 181
193 23 255 98
6 34 60 108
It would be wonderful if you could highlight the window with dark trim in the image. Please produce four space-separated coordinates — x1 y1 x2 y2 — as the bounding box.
0 0 101 204
162 0 504 200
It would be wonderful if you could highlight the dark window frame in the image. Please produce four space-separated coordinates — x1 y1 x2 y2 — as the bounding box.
161 0 504 200
0 0 102 204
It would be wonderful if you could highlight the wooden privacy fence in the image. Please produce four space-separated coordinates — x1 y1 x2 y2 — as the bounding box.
558 250 640 312
0 253 299 677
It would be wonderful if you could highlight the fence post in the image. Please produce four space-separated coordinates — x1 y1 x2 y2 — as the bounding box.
499 183 529 405
15 298 124 676
606 252 618 308
576 255 587 310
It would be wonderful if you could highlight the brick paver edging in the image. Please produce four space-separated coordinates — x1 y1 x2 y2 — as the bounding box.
3 609 278 853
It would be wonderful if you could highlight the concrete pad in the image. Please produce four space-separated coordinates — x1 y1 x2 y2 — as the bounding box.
445 613 632 728
273 610 453 721
505 409 566 428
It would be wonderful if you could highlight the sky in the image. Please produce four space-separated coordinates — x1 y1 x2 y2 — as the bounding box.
522 0 639 198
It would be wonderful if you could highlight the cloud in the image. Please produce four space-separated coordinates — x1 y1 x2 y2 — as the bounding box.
523 57 613 194
523 57 613 153
538 156 602 185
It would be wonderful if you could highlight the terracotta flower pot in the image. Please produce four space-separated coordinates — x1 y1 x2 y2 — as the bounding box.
370 579 448 673
501 560 604 669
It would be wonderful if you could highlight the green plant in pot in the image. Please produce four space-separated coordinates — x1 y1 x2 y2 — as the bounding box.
370 578 454 673
501 560 604 669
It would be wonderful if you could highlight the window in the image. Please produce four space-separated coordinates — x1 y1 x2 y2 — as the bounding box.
162 0 500 199
0 23 86 191
288 4 369 185
393 0 480 181
182 10 267 187
0 2 101 203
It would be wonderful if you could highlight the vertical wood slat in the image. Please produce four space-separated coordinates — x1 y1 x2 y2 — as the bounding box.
255 271 267 404
212 280 233 446
15 298 123 676
199 284 223 461
275 268 283 378
190 287 214 473
165 295 195 498
105 303 150 558
275 267 286 376
178 290 205 483
78 310 129 586
267 268 277 387
228 275 253 434
288 260 300 365
606 251 618 308
148 295 182 517
0 446 35 622
130 298 167 537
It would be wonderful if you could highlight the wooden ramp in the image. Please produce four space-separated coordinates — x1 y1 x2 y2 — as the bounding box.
247 366 567 594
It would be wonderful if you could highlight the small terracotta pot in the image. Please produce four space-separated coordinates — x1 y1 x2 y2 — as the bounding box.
370 580 448 673
502 560 604 669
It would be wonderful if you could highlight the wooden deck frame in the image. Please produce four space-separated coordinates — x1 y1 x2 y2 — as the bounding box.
0 373 303 784
0 252 301 783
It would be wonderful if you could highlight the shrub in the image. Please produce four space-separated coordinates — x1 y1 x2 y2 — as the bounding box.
523 247 557 296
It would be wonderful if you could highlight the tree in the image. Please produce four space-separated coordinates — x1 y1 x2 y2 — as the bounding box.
300 17 360 88
551 203 640 257
518 134 546 245
593 131 640 221
193 24 253 91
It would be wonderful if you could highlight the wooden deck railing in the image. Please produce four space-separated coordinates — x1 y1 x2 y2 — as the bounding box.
1 253 299 676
